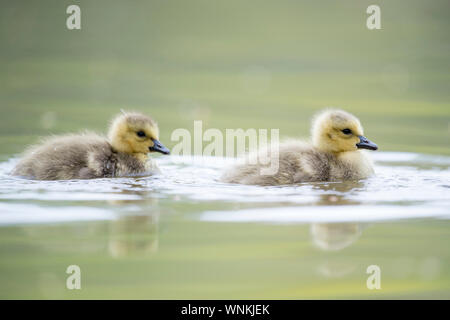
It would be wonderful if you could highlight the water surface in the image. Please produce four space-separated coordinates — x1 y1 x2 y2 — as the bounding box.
0 152 449 299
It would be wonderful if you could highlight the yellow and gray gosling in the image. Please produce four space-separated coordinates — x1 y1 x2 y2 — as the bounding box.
12 111 170 180
221 109 378 186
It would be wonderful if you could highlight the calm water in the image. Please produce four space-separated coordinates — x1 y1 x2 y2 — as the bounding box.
1 0 449 300
0 152 449 299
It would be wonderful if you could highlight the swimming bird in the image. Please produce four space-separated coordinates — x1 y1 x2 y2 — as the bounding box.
221 109 378 185
12 111 170 180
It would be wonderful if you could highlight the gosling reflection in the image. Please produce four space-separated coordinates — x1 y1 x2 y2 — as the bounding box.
310 223 362 251
106 179 159 206
108 214 159 258
317 260 358 278
312 180 365 206
309 181 367 277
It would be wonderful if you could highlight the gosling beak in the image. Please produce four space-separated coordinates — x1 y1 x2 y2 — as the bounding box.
149 139 170 155
356 135 378 151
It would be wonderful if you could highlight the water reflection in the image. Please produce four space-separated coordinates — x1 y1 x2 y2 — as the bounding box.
309 182 367 278
317 260 358 278
312 180 364 205
310 221 365 278
310 223 362 251
108 213 159 258
105 186 161 258
310 181 364 250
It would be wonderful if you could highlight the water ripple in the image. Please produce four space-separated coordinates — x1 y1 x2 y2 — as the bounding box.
0 152 449 225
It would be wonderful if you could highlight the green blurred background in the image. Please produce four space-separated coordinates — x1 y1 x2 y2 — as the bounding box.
0 0 449 156
0 0 450 300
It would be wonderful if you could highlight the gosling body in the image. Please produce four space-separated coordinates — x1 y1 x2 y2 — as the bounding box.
12 111 170 180
221 109 377 186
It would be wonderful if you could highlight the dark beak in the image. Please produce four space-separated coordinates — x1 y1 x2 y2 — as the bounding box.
356 135 378 151
149 139 170 155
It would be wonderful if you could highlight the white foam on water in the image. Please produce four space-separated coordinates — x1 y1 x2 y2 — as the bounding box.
0 203 115 225
0 152 449 225
200 203 450 224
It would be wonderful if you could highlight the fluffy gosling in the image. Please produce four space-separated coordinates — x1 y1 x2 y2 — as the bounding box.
221 109 378 185
12 111 170 180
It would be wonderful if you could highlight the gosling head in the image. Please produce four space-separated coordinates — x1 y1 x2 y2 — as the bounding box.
108 111 170 155
311 109 378 153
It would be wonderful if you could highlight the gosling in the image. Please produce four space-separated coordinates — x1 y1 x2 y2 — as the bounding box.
12 111 170 180
221 109 378 186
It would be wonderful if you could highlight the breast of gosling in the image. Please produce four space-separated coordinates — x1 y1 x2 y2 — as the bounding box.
221 109 378 186
12 111 170 180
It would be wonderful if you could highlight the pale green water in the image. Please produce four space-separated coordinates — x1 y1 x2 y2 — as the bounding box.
0 153 449 299
0 0 449 299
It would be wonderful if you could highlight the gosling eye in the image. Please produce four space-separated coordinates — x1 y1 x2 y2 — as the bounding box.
341 128 352 135
136 131 146 138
